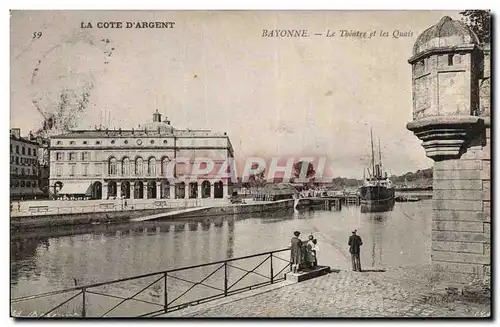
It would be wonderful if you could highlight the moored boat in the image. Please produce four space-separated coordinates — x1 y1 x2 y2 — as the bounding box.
359 129 395 213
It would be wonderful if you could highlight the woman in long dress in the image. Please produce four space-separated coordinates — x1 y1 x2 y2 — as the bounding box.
311 239 319 267
305 235 315 268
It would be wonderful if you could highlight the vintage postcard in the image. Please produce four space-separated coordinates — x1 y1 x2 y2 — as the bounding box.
10 10 491 318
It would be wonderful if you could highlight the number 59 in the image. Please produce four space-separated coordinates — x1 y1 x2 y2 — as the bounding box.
32 32 42 39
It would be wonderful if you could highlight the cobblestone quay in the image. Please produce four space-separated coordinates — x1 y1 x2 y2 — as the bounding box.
164 265 490 318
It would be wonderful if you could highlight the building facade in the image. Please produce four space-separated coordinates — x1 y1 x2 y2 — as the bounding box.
49 111 235 200
10 128 44 200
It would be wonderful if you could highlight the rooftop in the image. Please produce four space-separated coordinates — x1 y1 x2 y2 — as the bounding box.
51 111 228 138
413 16 479 55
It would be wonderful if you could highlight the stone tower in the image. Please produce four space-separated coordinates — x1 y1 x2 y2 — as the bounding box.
407 16 490 285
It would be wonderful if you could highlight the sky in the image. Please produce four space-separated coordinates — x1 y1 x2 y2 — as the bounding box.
10 10 464 178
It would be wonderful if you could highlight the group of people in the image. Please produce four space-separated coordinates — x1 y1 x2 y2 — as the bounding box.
290 229 363 273
290 231 320 273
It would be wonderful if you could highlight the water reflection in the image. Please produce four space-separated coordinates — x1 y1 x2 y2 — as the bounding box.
11 201 431 299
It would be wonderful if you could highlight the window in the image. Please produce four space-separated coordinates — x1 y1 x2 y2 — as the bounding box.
150 140 155 144
14 168 18 174
81 152 90 161
22 146 25 155
83 141 88 145
96 141 101 145
56 141 62 145
69 152 76 161
82 164 89 176
14 180 19 187
70 141 75 145
33 180 37 187
21 168 25 175
148 157 156 175
161 157 170 176
16 145 19 154
135 157 143 175
15 157 19 165
108 157 117 175
111 140 115 144
55 164 63 176
10 144 12 153
33 149 37 156
122 157 130 175
124 140 129 144
448 54 453 66
163 140 168 144
95 163 102 176
20 180 25 187
10 180 12 187
56 152 63 161
69 164 76 176
28 148 31 156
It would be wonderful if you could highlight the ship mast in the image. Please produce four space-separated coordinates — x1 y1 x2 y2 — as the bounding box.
370 128 375 179
378 138 382 168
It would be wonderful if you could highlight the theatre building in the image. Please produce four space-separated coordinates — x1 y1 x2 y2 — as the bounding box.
49 111 234 200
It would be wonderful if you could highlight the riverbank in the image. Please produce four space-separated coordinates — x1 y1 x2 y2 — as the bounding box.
142 199 295 221
10 207 178 230
11 199 296 230
162 265 490 318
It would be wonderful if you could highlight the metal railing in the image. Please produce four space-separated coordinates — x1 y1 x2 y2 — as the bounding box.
11 248 291 317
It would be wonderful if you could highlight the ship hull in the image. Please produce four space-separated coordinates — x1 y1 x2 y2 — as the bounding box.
359 185 395 213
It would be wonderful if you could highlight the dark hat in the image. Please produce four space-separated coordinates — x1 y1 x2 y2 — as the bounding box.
352 229 357 233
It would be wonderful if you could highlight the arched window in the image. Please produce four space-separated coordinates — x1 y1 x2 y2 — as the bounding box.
135 157 143 175
108 157 117 175
161 157 170 176
122 157 130 176
148 157 156 176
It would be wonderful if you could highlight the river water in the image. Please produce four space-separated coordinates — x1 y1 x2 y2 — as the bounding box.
11 200 432 316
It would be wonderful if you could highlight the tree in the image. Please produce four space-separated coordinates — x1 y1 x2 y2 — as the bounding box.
292 161 316 181
460 10 491 44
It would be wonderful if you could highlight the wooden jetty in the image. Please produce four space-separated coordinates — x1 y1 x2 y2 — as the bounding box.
294 195 361 211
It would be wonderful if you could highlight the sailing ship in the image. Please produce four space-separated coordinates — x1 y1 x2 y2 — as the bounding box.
359 129 395 213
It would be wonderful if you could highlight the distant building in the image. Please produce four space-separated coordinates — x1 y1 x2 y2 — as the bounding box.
49 111 234 200
10 128 44 200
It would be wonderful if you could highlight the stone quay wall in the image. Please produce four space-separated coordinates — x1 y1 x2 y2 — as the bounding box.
11 199 295 230
10 207 178 230
165 199 295 219
431 123 491 284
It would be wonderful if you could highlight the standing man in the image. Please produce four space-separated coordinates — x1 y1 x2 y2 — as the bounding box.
348 229 363 272
290 231 303 273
